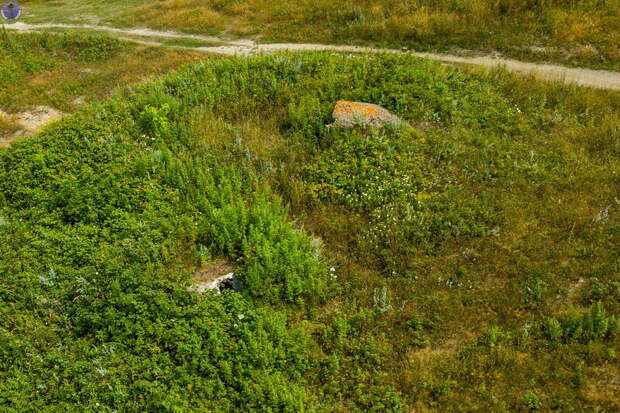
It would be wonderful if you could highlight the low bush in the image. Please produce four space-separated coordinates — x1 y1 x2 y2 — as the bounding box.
542 302 619 344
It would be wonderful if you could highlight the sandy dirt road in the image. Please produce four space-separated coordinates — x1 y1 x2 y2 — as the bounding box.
6 21 620 91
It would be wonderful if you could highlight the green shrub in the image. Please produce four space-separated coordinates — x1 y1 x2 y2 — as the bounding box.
406 316 432 348
524 275 548 307
521 391 543 411
542 302 619 344
56 33 123 62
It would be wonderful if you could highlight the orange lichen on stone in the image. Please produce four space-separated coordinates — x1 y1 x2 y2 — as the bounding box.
332 100 402 128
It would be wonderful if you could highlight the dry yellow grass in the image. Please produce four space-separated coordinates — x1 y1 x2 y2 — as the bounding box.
0 111 20 147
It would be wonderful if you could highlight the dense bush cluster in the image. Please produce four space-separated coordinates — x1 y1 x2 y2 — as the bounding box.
0 99 326 409
0 54 335 408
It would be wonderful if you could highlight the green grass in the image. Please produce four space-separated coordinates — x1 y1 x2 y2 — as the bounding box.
0 30 205 142
31 26 226 48
19 0 620 70
1 33 619 411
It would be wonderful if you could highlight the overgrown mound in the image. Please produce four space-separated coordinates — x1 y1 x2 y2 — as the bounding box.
1 51 618 411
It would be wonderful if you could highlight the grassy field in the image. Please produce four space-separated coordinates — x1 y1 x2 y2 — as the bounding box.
1 30 619 411
19 0 620 70
0 29 204 144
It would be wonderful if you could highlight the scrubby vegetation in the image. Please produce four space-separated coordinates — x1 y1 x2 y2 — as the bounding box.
1 33 619 410
0 69 327 411
24 0 620 69
0 30 125 108
0 30 203 141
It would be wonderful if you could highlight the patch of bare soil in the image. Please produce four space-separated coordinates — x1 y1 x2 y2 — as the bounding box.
16 106 64 134
407 333 474 365
0 106 64 147
189 259 236 294
566 277 587 303
192 259 235 284
71 96 87 107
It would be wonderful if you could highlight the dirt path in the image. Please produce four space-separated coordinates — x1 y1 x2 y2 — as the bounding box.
7 22 620 91
8 22 252 46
